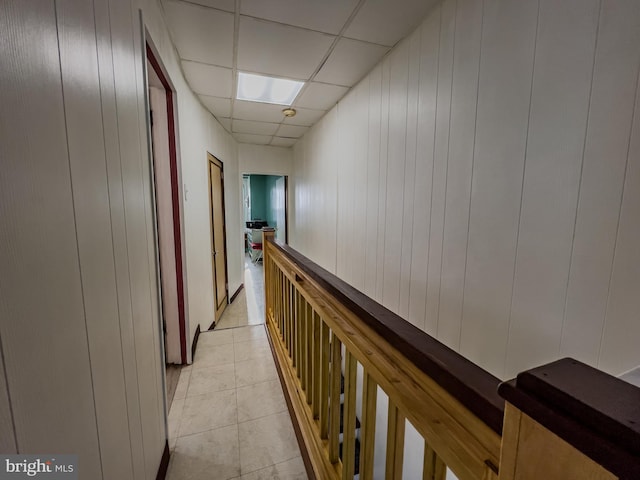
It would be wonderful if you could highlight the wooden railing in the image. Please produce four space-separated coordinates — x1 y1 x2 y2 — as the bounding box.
262 230 640 480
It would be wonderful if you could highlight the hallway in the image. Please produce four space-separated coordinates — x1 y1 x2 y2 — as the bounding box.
166 256 307 479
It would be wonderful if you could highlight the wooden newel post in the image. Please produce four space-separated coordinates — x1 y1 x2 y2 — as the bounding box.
497 359 640 480
262 228 276 324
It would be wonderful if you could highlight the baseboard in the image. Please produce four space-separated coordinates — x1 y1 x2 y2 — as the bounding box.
191 324 201 360
155 441 170 480
230 283 244 303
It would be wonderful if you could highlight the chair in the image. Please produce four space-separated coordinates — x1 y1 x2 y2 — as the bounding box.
249 228 263 263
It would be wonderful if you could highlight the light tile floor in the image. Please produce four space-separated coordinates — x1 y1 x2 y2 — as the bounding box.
166 257 307 480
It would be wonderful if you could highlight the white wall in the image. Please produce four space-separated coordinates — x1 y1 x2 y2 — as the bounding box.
0 0 241 478
291 0 640 380
138 0 242 349
239 144 293 176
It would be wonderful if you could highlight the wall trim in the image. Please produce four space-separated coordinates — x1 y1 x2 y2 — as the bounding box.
191 324 201 361
155 441 170 480
230 283 244 304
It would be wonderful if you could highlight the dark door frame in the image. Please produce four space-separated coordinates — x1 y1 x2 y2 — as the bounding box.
146 44 188 365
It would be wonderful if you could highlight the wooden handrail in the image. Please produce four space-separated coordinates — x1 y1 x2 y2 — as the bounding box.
263 231 501 480
262 231 640 480
268 238 505 434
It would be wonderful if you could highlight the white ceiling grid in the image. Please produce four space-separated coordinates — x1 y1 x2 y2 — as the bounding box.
162 0 438 145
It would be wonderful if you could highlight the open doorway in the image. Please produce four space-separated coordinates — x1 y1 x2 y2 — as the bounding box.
243 174 288 263
146 44 188 405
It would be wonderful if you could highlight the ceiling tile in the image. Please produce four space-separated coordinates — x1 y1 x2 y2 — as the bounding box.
182 61 232 97
314 38 389 87
294 82 348 110
234 133 272 145
217 117 232 132
277 124 308 138
164 1 234 67
240 0 359 34
283 107 325 126
238 17 335 79
344 0 439 47
271 137 297 147
233 119 280 135
233 100 288 123
199 95 231 117
174 0 235 13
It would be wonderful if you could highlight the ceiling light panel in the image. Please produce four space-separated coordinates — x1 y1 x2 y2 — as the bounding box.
237 72 304 105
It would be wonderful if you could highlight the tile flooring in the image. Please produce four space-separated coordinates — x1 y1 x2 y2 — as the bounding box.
166 256 307 480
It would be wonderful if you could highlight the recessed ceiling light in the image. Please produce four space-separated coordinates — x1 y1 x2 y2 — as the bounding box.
237 72 304 106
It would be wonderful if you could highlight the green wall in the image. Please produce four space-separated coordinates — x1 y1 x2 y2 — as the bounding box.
249 175 267 221
248 175 283 231
265 175 279 229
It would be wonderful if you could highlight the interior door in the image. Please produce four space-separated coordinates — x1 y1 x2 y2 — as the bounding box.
208 154 228 324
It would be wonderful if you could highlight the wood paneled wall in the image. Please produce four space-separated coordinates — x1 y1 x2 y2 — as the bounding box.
291 0 640 379
0 0 174 477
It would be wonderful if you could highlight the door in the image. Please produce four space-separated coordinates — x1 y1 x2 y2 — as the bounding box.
208 154 228 324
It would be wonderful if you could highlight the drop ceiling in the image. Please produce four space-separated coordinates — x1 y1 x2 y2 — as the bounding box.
161 0 439 146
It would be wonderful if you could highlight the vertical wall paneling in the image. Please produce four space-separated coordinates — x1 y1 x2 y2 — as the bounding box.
336 91 356 285
364 69 382 298
109 0 163 474
437 0 483 350
375 58 391 303
0 0 102 469
599 54 640 374
94 0 147 476
353 82 370 291
57 0 135 476
382 42 410 313
133 9 166 465
504 0 600 377
560 0 640 369
291 0 640 379
408 9 440 330
397 30 421 319
460 0 539 377
425 0 456 335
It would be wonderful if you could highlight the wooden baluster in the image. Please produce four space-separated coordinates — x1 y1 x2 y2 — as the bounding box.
423 444 446 480
294 289 300 370
320 319 330 439
329 333 343 463
386 401 405 480
291 282 296 363
312 309 321 416
285 277 291 352
359 372 377 480
284 276 288 348
300 293 306 386
342 351 358 480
